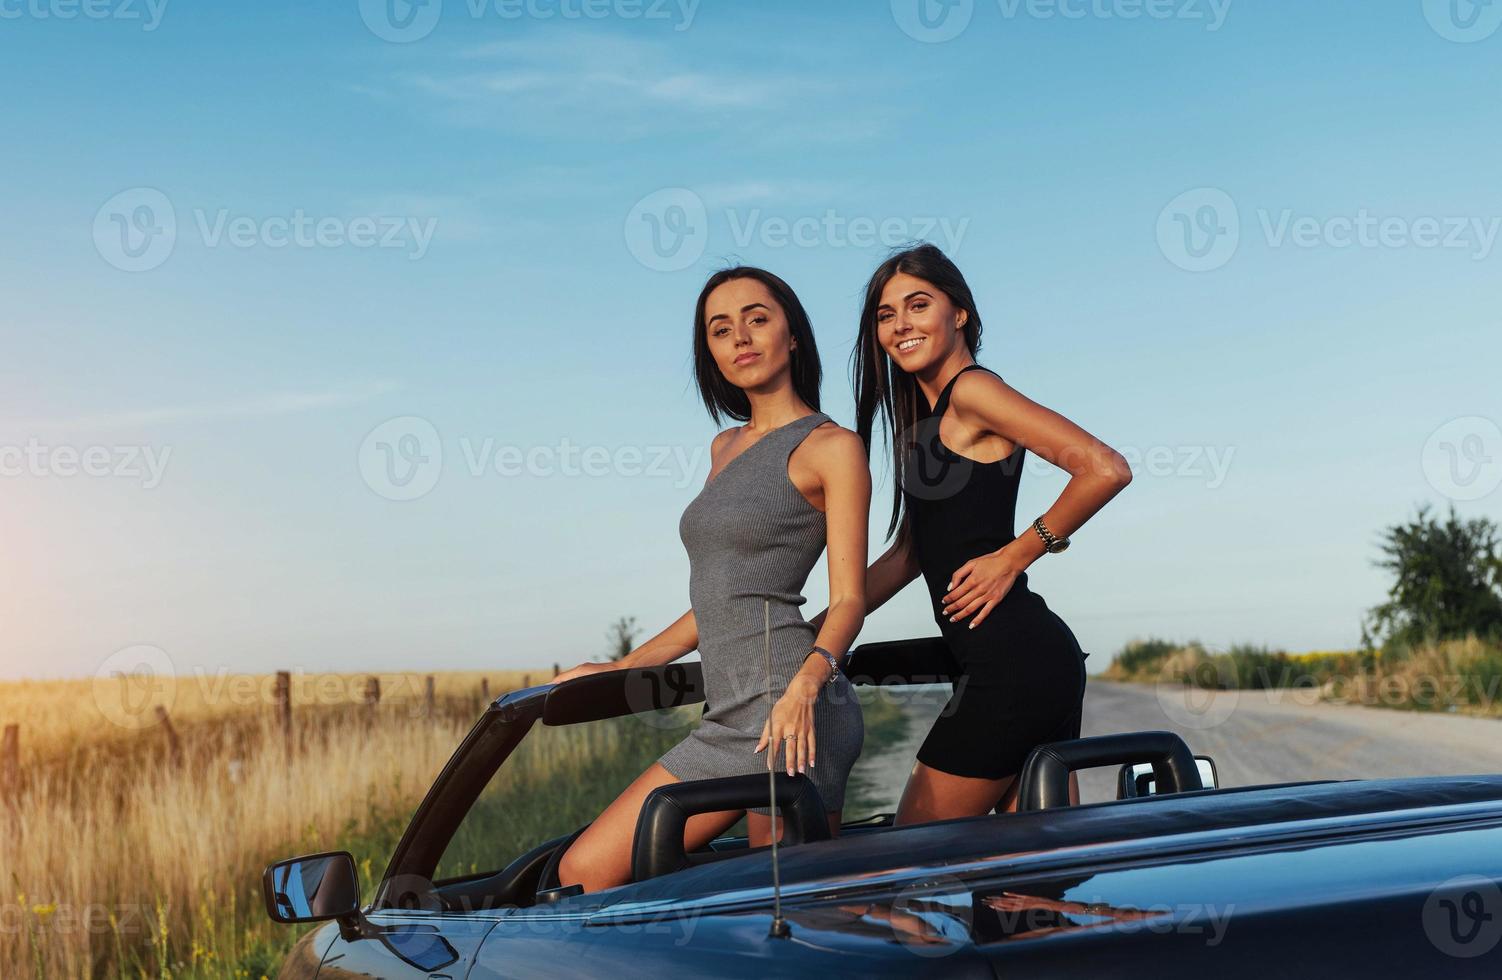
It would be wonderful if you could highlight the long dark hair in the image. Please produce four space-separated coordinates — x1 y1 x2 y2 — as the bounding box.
692 266 822 424
851 243 984 553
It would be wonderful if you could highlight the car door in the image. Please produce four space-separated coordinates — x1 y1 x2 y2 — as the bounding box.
313 911 500 980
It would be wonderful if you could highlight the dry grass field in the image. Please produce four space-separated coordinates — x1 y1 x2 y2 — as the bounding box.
0 668 539 978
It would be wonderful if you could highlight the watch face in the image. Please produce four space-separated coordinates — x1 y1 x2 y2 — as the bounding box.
1048 538 1070 554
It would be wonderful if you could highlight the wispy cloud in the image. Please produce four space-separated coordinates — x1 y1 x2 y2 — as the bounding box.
376 33 813 134
5 382 402 433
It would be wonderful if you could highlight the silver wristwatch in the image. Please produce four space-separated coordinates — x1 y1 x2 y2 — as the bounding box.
1031 516 1071 554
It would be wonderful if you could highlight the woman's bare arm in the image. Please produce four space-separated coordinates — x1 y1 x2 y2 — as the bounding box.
939 370 1132 628
617 609 697 669
809 537 921 633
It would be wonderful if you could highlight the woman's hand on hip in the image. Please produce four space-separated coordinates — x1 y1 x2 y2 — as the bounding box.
755 674 820 776
942 549 1025 629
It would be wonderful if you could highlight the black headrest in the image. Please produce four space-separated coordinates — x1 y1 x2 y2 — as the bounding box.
1020 731 1202 810
631 773 829 882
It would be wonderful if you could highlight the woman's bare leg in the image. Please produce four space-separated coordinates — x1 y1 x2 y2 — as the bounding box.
896 763 1083 823
895 761 1017 825
557 762 744 893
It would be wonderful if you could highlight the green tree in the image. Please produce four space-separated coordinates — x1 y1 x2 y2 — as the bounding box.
1364 503 1502 650
605 615 640 662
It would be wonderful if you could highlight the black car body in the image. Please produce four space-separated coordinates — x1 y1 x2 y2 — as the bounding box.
265 639 1502 977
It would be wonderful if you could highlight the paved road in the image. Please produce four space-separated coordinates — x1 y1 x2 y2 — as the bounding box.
849 680 1502 811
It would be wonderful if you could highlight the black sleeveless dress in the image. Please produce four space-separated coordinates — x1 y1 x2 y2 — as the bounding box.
903 363 1088 780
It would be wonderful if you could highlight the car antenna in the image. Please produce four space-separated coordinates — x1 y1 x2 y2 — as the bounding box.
762 596 792 940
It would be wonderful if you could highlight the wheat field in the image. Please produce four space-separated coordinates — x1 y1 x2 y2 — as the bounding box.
0 669 540 978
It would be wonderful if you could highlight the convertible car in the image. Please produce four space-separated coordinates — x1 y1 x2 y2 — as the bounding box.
264 638 1502 977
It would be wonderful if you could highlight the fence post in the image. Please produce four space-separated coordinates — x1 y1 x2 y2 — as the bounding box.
522 674 531 689
553 662 560 678
480 677 491 702
425 675 436 718
364 676 382 721
155 706 183 768
1 724 18 799
274 670 292 758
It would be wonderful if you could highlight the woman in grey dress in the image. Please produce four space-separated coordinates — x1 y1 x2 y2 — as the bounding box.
553 266 870 895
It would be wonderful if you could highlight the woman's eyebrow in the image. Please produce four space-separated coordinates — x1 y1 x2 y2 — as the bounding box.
708 302 771 326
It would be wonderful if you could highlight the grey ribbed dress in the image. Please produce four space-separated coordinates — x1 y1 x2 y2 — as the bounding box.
658 411 864 815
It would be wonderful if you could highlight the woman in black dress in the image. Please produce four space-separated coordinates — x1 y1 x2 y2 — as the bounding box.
842 243 1132 823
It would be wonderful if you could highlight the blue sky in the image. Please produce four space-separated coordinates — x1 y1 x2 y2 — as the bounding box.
2 0 1500 680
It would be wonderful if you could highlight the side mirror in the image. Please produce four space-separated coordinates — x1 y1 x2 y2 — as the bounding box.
263 851 361 924
1118 755 1219 799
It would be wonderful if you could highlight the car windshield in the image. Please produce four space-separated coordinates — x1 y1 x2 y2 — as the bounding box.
433 681 953 883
